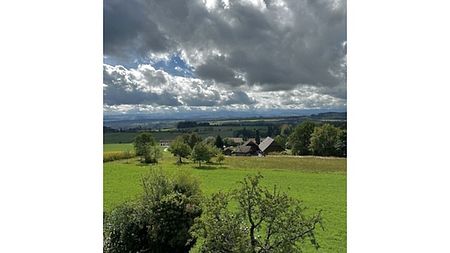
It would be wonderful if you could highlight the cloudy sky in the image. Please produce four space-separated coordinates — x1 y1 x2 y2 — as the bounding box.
103 0 346 116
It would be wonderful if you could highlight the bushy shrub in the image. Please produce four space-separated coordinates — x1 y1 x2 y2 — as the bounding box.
104 170 202 253
143 145 162 164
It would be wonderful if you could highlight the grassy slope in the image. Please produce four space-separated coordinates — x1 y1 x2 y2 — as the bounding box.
103 144 346 253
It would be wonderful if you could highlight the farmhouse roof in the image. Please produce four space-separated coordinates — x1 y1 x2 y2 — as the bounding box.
243 139 258 147
235 145 253 153
258 137 275 152
227 137 243 143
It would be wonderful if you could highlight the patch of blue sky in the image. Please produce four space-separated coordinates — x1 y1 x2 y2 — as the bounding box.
152 54 195 78
104 53 195 78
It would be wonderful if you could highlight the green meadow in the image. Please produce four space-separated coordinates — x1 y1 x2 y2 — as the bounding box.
103 143 346 252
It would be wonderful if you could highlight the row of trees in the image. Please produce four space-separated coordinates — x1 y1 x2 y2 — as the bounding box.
133 132 226 166
104 171 322 253
288 121 346 157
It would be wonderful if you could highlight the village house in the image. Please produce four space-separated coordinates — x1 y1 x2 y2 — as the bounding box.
258 137 285 155
159 139 171 147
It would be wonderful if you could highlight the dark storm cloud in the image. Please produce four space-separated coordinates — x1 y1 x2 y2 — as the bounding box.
103 0 172 59
103 0 347 104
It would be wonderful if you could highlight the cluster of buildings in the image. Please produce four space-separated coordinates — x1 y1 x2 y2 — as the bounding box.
223 137 285 156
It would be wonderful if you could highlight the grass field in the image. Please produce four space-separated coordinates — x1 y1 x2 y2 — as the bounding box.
103 144 346 252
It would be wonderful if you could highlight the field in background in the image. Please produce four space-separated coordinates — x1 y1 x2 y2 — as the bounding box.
104 125 270 143
103 144 346 253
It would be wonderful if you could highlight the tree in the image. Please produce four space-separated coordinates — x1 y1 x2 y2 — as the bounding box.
309 124 342 156
288 121 316 155
169 136 192 164
133 133 156 156
194 174 322 253
335 130 347 157
182 132 203 149
274 135 287 149
104 170 202 253
216 153 225 165
191 142 214 167
133 133 161 163
143 145 162 164
255 129 261 144
215 135 224 149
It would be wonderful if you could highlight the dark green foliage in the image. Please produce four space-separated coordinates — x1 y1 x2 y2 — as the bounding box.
103 203 151 253
335 130 347 157
169 136 192 163
194 174 322 253
133 133 161 163
289 121 316 155
104 170 202 253
255 129 261 144
133 133 156 156
182 133 203 149
274 135 287 149
215 135 224 149
177 121 198 129
309 124 342 157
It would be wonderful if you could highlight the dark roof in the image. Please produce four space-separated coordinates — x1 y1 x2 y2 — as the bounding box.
243 139 258 147
259 137 275 152
235 145 253 153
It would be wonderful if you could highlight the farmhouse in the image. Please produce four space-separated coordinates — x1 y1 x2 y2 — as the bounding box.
226 137 244 145
159 140 171 147
223 147 234 156
258 137 285 154
234 145 259 156
233 139 261 156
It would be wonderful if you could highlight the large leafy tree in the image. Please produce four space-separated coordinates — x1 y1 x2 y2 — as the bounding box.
309 124 342 156
191 142 214 167
194 174 322 253
169 136 192 164
288 121 316 155
133 133 156 156
133 133 161 163
182 132 203 149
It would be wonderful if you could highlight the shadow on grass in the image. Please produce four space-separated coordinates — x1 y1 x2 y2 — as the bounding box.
193 165 219 170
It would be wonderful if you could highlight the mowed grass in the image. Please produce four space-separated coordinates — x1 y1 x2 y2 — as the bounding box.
104 144 346 253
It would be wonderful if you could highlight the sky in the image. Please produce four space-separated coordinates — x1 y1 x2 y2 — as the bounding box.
103 0 346 116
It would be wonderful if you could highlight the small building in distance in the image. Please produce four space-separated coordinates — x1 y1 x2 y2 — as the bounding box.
223 147 234 156
258 137 285 155
226 137 244 146
159 140 171 147
233 139 261 156
234 145 259 156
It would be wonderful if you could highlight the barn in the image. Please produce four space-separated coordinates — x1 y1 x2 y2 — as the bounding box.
258 137 285 155
234 145 259 156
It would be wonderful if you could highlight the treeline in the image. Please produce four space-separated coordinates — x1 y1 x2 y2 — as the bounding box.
104 171 322 253
131 132 225 166
287 121 346 157
176 121 210 129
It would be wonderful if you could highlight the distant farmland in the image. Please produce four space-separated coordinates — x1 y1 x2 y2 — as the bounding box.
103 125 269 143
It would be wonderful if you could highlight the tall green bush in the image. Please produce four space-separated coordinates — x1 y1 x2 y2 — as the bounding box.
104 170 202 253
